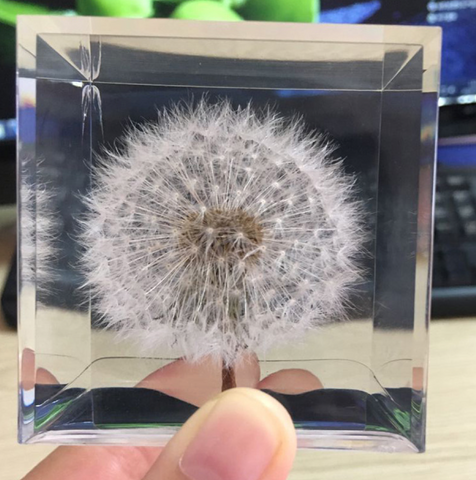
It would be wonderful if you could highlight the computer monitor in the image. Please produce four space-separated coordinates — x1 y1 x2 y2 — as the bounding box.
317 0 476 107
0 21 16 204
0 1 475 139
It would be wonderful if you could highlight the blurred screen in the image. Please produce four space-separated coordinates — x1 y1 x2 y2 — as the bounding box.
438 139 476 167
0 21 15 137
318 0 476 106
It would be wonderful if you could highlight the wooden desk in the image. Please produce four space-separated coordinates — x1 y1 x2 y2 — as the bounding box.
1 208 475 479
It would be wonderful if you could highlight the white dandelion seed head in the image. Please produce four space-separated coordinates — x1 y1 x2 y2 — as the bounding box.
80 100 364 366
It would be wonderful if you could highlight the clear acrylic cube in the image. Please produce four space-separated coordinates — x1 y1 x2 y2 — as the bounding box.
17 16 441 452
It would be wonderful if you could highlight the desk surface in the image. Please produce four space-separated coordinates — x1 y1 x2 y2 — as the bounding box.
1 208 476 480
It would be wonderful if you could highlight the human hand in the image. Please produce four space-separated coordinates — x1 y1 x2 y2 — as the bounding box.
22 388 297 480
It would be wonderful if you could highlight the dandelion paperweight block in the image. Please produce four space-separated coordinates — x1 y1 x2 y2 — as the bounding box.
17 16 441 452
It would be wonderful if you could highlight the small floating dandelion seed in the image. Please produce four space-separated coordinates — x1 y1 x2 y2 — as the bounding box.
80 100 363 390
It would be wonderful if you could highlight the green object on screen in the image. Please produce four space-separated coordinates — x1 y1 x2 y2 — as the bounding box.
0 0 55 26
77 0 154 17
240 0 317 23
159 0 248 8
171 1 243 21
223 0 248 8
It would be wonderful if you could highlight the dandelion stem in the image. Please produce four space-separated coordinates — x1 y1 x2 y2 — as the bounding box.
221 362 237 391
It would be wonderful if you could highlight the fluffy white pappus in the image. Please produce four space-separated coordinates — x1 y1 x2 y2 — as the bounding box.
80 100 364 366
20 176 58 289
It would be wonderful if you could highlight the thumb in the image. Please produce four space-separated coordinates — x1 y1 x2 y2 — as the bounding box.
143 388 296 480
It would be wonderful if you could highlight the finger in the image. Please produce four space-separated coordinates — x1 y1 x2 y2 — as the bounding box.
22 446 161 480
143 388 296 480
258 368 323 394
37 367 59 385
21 348 59 386
20 348 36 391
139 354 260 406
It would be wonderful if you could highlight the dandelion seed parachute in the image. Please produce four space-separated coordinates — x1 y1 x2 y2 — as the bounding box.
80 100 363 367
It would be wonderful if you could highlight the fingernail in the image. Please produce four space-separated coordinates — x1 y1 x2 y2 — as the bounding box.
179 390 280 480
